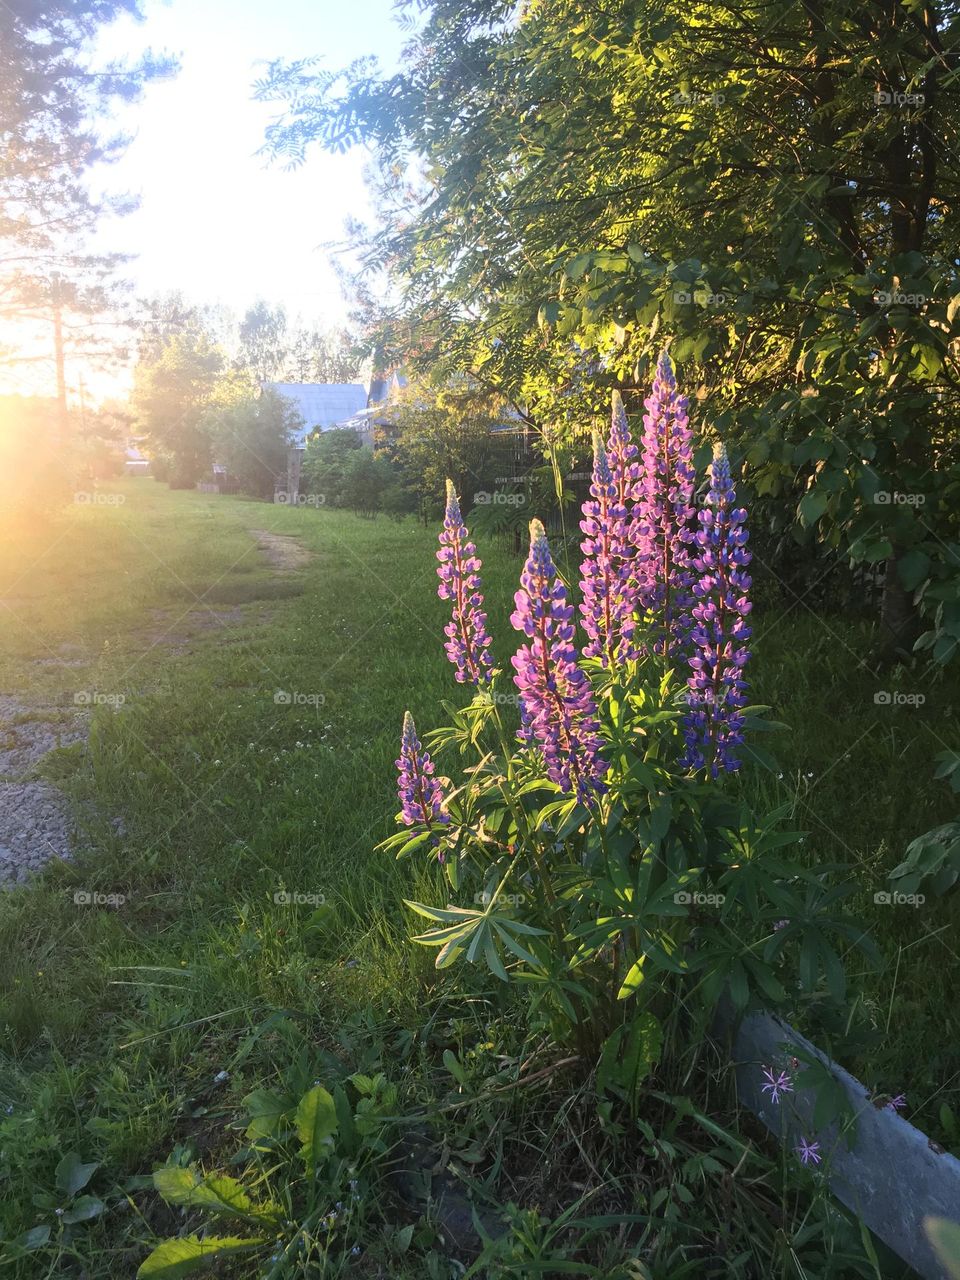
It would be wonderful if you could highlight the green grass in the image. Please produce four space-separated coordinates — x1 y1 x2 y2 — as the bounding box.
0 478 956 1275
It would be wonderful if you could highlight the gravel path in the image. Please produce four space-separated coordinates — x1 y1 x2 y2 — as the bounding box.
0 782 74 887
0 696 83 888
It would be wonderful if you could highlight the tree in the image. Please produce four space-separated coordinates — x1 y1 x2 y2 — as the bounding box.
284 326 362 383
301 427 364 506
1 2 172 371
385 378 516 515
341 448 395 517
131 330 224 487
257 0 960 660
206 386 301 498
238 301 289 382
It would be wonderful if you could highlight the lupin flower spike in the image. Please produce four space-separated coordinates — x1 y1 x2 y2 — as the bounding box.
681 441 752 777
396 711 447 831
635 350 697 651
436 480 494 685
511 519 608 804
579 430 639 666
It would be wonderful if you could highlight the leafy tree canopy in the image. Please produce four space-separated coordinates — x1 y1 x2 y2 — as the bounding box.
258 0 960 657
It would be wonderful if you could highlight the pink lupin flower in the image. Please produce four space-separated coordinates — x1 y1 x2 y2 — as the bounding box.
635 350 697 653
437 480 494 685
511 519 608 805
579 431 639 667
396 711 447 834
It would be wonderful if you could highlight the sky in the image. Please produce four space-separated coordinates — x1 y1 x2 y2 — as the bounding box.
93 0 407 319
3 0 408 401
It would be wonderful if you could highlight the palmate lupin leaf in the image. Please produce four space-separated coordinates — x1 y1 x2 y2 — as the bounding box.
403 898 549 979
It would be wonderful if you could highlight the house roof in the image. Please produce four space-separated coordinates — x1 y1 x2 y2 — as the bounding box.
263 382 370 445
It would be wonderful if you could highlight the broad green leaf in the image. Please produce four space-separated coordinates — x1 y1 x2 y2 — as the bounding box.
798 491 828 527
137 1235 266 1278
152 1168 279 1225
243 1089 292 1140
295 1085 338 1171
56 1152 99 1197
15 1226 51 1252
61 1195 105 1224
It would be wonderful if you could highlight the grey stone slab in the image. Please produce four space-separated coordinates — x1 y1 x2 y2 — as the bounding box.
722 1008 960 1279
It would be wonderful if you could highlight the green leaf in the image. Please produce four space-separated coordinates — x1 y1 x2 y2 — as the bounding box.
243 1089 293 1140
798 491 828 527
925 1218 960 1280
15 1226 51 1252
617 956 645 1000
56 1153 99 1198
61 1195 106 1224
136 1235 266 1278
295 1085 338 1172
443 1049 468 1086
898 549 931 590
152 1168 279 1225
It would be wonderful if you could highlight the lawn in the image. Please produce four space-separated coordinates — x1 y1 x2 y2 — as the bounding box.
0 478 956 1276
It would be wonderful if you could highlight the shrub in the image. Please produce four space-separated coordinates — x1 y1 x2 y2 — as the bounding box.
386 353 875 1066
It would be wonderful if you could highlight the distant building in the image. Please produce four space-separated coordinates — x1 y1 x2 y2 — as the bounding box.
261 381 373 446
124 440 150 475
261 375 403 503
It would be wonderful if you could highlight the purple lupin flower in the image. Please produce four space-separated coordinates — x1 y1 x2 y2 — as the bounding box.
795 1137 822 1166
511 519 608 805
635 350 697 652
681 442 753 778
760 1065 794 1105
396 711 447 831
607 390 644 512
607 390 652 609
579 431 639 667
437 480 494 685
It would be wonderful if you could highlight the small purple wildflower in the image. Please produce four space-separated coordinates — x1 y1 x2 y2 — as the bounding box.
888 1093 907 1112
579 431 639 667
511 519 608 805
795 1137 822 1166
396 711 447 834
773 919 789 931
760 1065 794 1105
635 350 697 652
681 441 753 777
437 480 494 685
